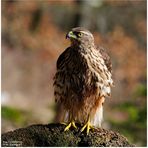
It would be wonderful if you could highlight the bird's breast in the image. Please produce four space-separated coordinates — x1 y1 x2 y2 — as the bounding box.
78 50 113 97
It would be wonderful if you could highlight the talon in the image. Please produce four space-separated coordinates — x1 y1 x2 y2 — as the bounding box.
64 122 72 131
64 120 77 131
72 121 77 129
81 120 93 135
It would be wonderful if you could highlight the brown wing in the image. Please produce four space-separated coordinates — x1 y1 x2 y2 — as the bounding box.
96 46 112 73
56 47 71 70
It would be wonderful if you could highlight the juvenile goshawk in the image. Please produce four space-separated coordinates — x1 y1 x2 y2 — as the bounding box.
53 27 114 134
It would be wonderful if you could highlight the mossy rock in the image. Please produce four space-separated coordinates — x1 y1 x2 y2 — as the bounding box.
1 123 135 147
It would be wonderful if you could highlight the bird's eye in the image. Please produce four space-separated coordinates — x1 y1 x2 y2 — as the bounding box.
78 33 82 37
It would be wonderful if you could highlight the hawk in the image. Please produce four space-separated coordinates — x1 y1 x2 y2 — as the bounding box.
53 27 113 134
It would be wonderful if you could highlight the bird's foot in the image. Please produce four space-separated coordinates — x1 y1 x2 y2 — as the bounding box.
64 120 77 131
80 120 93 135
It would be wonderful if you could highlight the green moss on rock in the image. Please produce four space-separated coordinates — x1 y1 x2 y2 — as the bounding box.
2 123 135 147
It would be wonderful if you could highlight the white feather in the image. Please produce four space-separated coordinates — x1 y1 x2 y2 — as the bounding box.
102 86 111 96
91 105 103 127
64 111 69 122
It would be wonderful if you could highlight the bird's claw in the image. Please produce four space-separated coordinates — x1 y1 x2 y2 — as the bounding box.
64 120 77 131
81 121 93 135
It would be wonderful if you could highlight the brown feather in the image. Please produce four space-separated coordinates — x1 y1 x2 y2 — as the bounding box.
96 46 112 73
53 27 114 126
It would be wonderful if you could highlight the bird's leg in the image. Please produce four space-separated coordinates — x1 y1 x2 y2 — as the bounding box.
80 116 94 135
60 122 67 125
64 113 77 131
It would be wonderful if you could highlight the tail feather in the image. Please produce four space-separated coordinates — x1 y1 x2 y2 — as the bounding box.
91 105 103 127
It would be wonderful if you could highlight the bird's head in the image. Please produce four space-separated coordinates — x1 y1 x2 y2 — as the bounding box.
66 27 94 46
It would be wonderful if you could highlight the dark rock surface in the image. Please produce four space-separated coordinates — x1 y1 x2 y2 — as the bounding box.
1 123 135 147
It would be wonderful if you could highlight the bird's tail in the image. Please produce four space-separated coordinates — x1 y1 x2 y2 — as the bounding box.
90 97 104 127
91 105 103 127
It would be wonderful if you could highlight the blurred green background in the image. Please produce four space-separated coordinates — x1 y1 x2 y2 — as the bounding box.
1 0 146 146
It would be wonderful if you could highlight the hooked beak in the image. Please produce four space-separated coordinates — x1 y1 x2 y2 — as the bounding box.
66 31 77 39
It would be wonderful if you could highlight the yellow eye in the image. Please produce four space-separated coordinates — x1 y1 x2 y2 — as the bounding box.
78 33 82 37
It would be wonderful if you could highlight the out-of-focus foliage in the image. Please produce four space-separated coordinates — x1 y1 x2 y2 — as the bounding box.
1 106 38 132
133 83 147 98
2 0 146 146
109 101 146 145
2 106 26 125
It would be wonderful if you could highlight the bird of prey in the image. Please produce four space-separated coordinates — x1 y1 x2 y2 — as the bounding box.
53 27 114 134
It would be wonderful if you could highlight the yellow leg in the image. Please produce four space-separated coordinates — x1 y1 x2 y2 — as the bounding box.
64 120 77 131
60 122 67 125
81 117 93 135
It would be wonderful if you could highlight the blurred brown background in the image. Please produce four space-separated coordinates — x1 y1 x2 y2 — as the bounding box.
2 0 146 146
